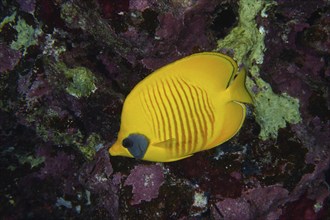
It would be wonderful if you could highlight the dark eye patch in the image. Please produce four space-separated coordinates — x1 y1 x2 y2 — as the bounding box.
123 134 149 159
122 138 133 148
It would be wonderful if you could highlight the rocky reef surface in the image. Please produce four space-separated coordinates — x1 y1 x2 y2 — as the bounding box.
0 0 329 219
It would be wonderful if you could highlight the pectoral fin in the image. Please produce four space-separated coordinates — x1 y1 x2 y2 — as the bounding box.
153 138 177 148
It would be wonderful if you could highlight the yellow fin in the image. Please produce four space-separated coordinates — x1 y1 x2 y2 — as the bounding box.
152 139 193 162
228 68 253 104
153 139 194 148
208 101 246 148
153 138 177 148
164 154 193 162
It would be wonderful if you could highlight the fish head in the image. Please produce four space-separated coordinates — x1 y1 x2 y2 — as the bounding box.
109 133 149 159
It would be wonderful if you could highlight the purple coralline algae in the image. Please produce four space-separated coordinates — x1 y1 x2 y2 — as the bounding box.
17 0 36 14
129 0 152 11
0 43 21 73
124 164 164 205
79 148 120 219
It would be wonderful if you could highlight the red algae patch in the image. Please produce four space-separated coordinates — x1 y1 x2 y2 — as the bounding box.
124 164 164 205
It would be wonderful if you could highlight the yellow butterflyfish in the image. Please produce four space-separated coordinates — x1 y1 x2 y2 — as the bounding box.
109 52 253 162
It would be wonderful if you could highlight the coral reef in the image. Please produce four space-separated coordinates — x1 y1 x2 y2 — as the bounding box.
17 0 36 14
124 164 164 205
54 62 97 98
217 0 301 140
0 0 329 219
0 43 21 73
10 16 41 54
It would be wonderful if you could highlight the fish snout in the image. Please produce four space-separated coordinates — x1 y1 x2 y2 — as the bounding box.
109 141 133 158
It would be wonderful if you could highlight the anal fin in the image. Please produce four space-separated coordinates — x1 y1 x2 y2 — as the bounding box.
209 101 246 147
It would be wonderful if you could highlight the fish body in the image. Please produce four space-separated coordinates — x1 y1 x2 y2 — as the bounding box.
109 52 252 162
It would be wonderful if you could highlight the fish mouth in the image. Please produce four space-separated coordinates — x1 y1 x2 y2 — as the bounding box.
108 141 133 158
108 141 123 156
108 144 119 156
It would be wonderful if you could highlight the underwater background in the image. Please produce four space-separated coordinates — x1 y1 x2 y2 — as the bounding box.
0 0 329 219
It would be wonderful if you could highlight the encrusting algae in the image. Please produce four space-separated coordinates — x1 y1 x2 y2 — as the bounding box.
216 0 301 140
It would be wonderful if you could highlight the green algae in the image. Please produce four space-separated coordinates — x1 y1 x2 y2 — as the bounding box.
0 12 16 31
17 154 45 168
78 133 102 160
0 13 40 56
253 84 301 140
217 0 265 65
26 60 99 160
64 67 97 98
43 31 67 61
36 123 84 147
34 115 101 161
60 2 81 28
216 0 301 140
10 17 41 55
56 62 97 98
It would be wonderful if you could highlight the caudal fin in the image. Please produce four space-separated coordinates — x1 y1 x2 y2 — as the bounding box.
228 68 253 104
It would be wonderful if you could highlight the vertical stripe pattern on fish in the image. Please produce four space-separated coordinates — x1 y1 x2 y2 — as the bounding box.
109 52 253 162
